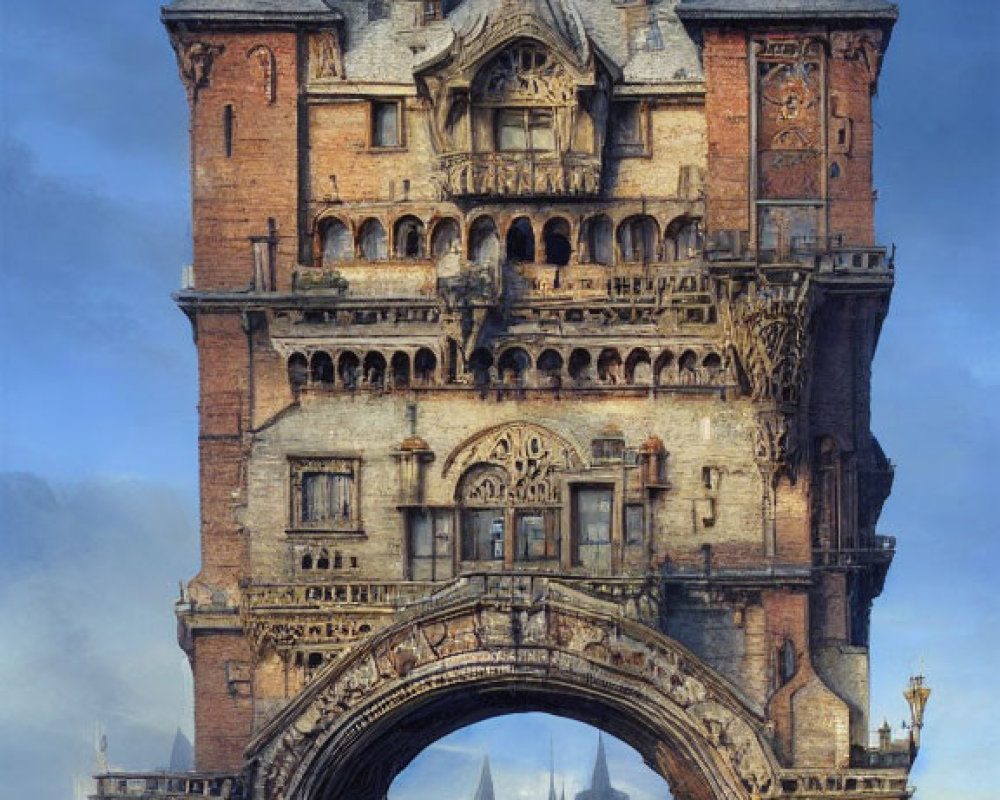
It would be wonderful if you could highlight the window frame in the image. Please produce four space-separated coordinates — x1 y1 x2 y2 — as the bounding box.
288 456 364 535
609 100 651 158
369 99 406 150
494 107 556 153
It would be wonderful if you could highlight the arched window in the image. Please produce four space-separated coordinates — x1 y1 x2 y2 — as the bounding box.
311 351 334 385
537 349 564 383
358 219 388 261
338 352 360 389
702 352 723 383
431 218 461 257
597 348 623 384
394 216 425 259
665 217 701 262
580 215 613 265
543 218 572 266
568 349 592 383
779 640 797 684
288 353 308 395
468 347 493 386
468 216 500 265
363 352 387 389
654 350 674 386
414 348 437 384
617 215 660 263
678 350 699 384
391 352 411 388
498 348 532 385
506 217 534 263
320 218 353 265
625 349 652 385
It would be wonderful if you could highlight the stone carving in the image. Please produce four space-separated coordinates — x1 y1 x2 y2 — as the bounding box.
831 31 884 88
723 278 813 407
247 44 276 103
449 423 582 504
255 591 778 800
473 46 576 106
310 30 344 82
171 36 225 101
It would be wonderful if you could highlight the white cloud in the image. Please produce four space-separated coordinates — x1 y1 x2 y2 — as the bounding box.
0 473 198 800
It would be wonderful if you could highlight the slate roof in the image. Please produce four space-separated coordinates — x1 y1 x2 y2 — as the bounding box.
163 0 891 86
676 0 899 21
162 0 342 23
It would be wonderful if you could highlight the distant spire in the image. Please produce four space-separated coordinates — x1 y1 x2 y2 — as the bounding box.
591 734 611 792
169 728 193 772
473 756 495 800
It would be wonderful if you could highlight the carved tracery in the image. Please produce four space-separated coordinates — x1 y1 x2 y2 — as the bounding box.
448 423 582 504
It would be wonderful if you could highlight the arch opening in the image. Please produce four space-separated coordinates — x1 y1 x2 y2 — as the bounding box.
251 592 778 800
507 217 535 263
388 713 675 799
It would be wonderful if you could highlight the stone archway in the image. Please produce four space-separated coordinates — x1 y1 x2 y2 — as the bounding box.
248 579 780 800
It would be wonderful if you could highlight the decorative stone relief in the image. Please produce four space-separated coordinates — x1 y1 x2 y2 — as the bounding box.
171 36 225 101
310 30 344 82
723 278 814 407
448 423 583 504
255 592 779 800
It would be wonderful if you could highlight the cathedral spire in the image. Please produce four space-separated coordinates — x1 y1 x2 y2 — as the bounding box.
473 756 495 800
591 734 611 792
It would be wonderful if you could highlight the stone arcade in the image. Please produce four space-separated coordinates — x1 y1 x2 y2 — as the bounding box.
92 0 928 798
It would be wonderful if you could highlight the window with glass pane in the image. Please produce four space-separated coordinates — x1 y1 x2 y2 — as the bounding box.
612 102 642 147
496 109 526 151
302 471 353 523
514 509 559 561
574 488 612 544
461 509 504 561
372 102 400 147
528 110 555 151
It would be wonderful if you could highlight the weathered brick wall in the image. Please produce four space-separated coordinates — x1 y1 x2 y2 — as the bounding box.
827 31 881 247
191 634 254 771
188 32 300 291
702 28 750 235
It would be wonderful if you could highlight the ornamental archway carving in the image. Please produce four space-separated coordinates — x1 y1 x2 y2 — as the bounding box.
247 583 781 800
444 421 583 504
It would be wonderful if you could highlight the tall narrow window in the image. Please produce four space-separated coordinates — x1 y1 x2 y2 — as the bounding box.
573 486 613 571
223 104 234 157
372 101 401 148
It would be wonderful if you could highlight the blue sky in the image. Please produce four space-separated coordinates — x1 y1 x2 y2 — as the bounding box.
1 1 998 798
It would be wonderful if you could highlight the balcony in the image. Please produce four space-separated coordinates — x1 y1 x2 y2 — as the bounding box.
438 151 602 198
812 534 896 569
91 773 243 799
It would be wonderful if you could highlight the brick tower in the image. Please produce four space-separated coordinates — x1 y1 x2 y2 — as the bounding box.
93 1 927 798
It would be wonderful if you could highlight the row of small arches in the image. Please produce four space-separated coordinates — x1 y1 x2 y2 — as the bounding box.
287 345 727 391
316 212 701 268
300 549 359 571
289 348 438 391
